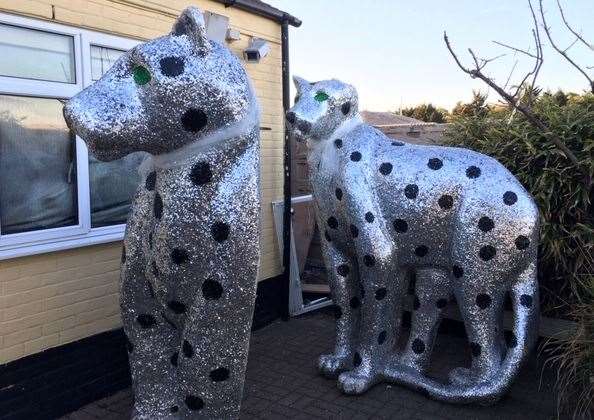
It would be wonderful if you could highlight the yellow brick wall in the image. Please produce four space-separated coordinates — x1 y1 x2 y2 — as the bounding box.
0 0 285 364
0 244 121 363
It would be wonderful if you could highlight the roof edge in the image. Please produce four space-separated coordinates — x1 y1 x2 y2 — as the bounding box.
215 0 302 27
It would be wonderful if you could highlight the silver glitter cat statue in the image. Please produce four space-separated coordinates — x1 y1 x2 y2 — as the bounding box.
286 76 539 405
64 7 260 419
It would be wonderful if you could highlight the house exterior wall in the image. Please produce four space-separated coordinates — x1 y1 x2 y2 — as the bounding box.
0 0 284 364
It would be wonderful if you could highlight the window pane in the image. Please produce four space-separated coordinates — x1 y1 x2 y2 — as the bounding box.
0 95 78 234
0 24 75 83
88 45 146 228
89 153 147 227
90 45 125 81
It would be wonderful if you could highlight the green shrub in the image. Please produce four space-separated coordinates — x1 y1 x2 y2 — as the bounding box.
544 278 593 419
402 103 449 123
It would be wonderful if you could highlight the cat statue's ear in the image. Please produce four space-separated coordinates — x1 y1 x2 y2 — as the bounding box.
171 6 211 54
293 76 312 95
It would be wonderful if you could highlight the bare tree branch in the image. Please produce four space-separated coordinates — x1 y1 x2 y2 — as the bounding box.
503 58 519 90
539 0 594 93
443 30 582 169
556 0 594 51
493 40 538 59
527 1 544 97
563 36 580 53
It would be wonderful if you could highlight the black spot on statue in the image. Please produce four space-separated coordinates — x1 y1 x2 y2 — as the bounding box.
378 331 387 345
470 342 482 357
335 188 343 200
520 294 533 308
412 338 425 354
505 331 518 348
145 171 156 191
350 296 361 309
333 305 342 320
405 184 419 199
160 56 185 77
185 395 204 411
327 216 339 229
391 141 404 146
210 367 230 382
478 216 494 232
438 195 453 210
363 255 375 267
365 212 375 223
324 230 332 242
515 235 530 250
171 248 189 264
452 265 464 278
334 138 343 148
167 300 186 314
476 293 492 309
350 151 362 162
353 352 362 366
153 193 163 220
466 166 481 179
393 219 408 233
170 406 179 414
428 158 443 170
170 352 179 367
436 298 448 309
341 102 351 115
350 224 359 238
379 162 393 175
211 221 230 242
137 314 156 328
337 264 350 277
375 288 387 300
190 161 212 185
413 295 420 310
415 245 429 257
503 191 518 205
202 279 223 300
182 340 194 358
181 108 208 132
479 245 496 261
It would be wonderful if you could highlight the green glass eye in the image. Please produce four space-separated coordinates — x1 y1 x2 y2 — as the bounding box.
133 65 151 85
314 91 329 102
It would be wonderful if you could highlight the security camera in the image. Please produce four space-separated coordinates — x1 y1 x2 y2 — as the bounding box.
243 38 270 63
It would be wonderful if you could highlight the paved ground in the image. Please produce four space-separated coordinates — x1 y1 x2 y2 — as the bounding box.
60 311 557 419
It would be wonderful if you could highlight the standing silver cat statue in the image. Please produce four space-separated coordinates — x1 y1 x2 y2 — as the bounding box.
286 76 539 405
64 7 260 419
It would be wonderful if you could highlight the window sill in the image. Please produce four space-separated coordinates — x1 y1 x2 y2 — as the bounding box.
0 225 125 261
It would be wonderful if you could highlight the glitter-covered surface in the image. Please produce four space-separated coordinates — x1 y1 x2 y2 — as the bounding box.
64 7 260 419
286 77 540 405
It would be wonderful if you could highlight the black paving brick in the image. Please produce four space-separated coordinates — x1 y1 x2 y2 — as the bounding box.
59 312 557 420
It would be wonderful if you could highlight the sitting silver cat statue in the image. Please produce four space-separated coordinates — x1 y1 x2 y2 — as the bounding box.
286 76 539 405
64 7 260 419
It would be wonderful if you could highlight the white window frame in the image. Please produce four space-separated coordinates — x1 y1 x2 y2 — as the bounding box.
0 12 140 260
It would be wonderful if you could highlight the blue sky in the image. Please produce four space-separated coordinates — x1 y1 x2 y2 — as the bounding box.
266 0 594 111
